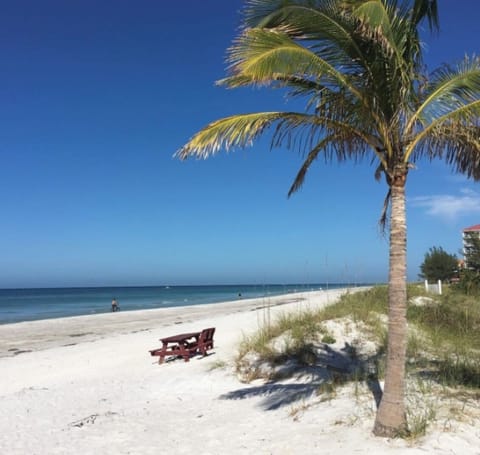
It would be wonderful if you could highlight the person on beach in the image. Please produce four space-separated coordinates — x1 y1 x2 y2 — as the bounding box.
111 298 119 312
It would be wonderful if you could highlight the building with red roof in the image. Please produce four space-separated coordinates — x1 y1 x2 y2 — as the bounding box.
463 224 480 232
463 224 480 268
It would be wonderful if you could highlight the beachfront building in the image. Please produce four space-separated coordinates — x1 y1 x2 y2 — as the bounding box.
462 224 480 268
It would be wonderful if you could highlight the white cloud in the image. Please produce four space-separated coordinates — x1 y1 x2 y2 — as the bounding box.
445 174 472 185
409 190 480 220
459 187 476 196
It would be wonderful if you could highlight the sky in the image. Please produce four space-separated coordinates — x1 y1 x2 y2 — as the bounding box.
1 0 479 288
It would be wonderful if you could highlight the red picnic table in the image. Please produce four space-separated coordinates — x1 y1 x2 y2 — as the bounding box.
149 328 215 364
151 331 200 364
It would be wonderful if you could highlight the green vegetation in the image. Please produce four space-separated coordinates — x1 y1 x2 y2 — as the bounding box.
454 269 480 296
419 246 458 282
408 291 480 387
235 286 480 437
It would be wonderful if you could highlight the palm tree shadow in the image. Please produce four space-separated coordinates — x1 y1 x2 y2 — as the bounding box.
219 344 384 411
219 367 330 410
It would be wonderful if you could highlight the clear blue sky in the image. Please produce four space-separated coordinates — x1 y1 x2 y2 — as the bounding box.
1 0 479 288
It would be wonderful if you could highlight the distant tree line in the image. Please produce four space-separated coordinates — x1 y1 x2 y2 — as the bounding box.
419 236 480 295
419 246 457 282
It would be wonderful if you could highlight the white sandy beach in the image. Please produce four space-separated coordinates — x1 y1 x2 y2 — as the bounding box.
1 288 479 454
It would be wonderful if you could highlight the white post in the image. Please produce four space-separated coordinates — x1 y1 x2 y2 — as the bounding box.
438 279 442 295
424 279 429 293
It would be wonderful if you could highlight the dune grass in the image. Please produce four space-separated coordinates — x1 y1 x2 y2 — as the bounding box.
407 290 480 388
236 286 390 379
235 285 480 437
237 285 480 386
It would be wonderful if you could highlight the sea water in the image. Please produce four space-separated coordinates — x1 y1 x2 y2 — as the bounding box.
0 284 352 324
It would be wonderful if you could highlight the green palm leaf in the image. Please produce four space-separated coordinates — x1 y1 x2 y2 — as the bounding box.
176 112 286 159
220 28 362 100
405 99 480 161
176 110 382 162
407 57 480 133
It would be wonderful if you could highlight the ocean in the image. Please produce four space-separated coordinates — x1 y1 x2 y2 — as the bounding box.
0 283 351 325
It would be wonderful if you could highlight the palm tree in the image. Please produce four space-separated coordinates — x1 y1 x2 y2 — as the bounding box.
176 0 480 437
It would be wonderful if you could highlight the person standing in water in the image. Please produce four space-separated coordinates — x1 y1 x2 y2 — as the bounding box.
111 297 119 312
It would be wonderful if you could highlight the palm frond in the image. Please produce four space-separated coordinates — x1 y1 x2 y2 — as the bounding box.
410 0 439 30
287 133 340 196
406 57 480 134
176 112 288 159
178 0 477 199
405 99 480 161
379 188 391 231
242 1 378 82
445 141 480 181
374 162 384 181
411 121 479 160
413 121 480 179
219 25 401 138
353 1 395 44
220 28 360 97
218 73 325 96
243 0 342 33
176 109 384 164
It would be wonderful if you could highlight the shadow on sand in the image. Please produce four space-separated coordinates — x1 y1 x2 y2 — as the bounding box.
219 345 383 411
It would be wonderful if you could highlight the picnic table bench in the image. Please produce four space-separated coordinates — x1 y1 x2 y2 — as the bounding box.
149 327 215 364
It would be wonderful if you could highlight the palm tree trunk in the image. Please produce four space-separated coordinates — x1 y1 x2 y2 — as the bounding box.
373 169 408 437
